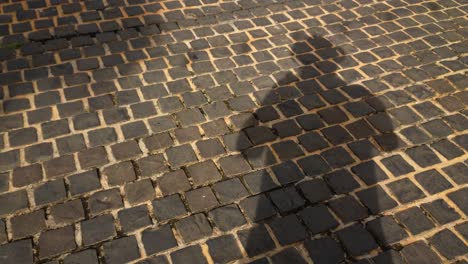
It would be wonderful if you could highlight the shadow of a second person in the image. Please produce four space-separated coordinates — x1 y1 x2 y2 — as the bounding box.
236 35 403 263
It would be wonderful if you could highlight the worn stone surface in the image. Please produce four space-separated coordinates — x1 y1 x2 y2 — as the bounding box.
0 0 466 263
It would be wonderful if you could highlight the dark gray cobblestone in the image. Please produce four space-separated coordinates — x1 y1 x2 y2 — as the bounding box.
0 0 467 263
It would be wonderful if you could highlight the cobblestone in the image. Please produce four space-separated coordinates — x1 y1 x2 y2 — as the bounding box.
141 225 177 256
0 0 466 262
38 226 76 259
11 210 46 239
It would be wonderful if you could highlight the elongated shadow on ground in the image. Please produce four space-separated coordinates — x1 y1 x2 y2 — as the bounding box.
237 35 402 263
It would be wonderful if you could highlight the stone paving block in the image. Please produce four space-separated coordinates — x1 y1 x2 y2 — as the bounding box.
401 126 431 144
442 162 468 184
329 195 368 223
386 178 425 204
345 119 377 139
348 139 380 160
138 255 169 264
125 179 155 205
238 225 276 257
269 186 305 213
429 229 468 260
270 247 307 264
321 147 355 169
152 194 186 221
256 106 280 123
88 128 118 147
0 115 23 133
44 155 76 178
455 222 468 242
11 209 46 239
271 161 304 185
207 234 243 263
186 160 222 186
143 132 173 152
158 170 191 195
213 178 249 204
337 224 379 257
245 126 277 145
103 107 130 125
148 116 176 134
49 199 85 226
111 140 142 161
64 250 99 264
323 169 360 194
56 101 85 118
272 140 305 161
175 213 212 243
351 160 388 185
356 186 397 214
305 237 345 264
103 236 141 264
444 114 468 131
243 169 278 194
78 146 109 169
118 205 152 233
447 188 468 215
223 132 253 152
175 126 201 143
415 169 453 195
268 215 307 245
165 144 198 168
373 133 407 152
196 138 226 158
230 112 258 132
431 139 464 160
121 121 149 139
0 240 34 264
67 170 101 196
297 155 331 177
372 250 405 264
321 125 353 145
421 199 460 225
171 245 207 264
56 134 87 155
176 108 206 126
34 179 67 206
229 114 257 132
0 150 21 172
142 225 177 255
8 127 37 147
0 220 8 244
380 155 414 177
185 187 219 213
240 194 276 222
81 214 116 246
366 216 408 246
395 207 435 235
136 154 167 177
102 161 136 186
88 188 123 215
209 204 246 231
0 173 7 193
38 226 76 259
12 164 42 187
318 106 348 124
405 145 441 168
401 241 442 264
219 154 252 176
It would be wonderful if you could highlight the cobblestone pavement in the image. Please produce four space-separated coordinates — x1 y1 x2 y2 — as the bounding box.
0 0 467 263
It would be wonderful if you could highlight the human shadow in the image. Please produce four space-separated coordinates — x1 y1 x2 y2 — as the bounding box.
238 35 408 263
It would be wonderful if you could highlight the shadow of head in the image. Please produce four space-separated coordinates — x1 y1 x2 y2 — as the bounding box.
235 35 401 262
